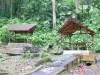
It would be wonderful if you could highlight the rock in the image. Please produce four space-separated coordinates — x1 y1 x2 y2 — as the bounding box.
51 50 63 55
23 45 40 53
54 50 63 55
9 56 21 60
49 61 62 67
34 59 44 66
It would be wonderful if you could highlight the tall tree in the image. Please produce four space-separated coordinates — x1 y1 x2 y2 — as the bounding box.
74 0 80 13
52 0 56 28
10 0 13 18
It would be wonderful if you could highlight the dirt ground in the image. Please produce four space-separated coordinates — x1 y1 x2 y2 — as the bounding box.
0 55 100 75
0 55 39 75
0 45 100 75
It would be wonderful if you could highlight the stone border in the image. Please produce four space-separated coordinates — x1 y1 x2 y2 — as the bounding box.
27 56 80 75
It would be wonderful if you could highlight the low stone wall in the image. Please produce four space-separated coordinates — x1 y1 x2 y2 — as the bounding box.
27 55 80 75
0 43 40 54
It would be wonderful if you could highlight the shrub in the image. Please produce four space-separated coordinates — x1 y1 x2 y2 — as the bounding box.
35 59 44 66
0 53 3 59
22 53 40 58
0 26 13 44
32 53 40 57
43 56 51 62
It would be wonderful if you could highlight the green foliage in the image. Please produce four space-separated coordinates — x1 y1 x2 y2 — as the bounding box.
32 53 40 57
43 56 51 62
23 0 52 21
0 53 3 59
49 46 63 55
0 0 100 51
40 51 48 58
82 10 100 51
0 0 75 25
35 56 51 66
35 59 44 66
56 0 74 22
22 49 40 58
0 18 8 27
0 26 13 43
31 23 60 45
22 53 39 58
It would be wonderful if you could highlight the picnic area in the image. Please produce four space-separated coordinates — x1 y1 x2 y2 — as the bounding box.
0 0 100 75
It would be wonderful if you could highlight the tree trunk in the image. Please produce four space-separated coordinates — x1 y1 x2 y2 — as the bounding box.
10 0 13 18
52 0 56 28
74 0 79 13
1 0 3 10
81 0 84 21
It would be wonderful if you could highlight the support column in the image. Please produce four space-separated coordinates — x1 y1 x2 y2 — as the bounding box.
69 35 72 50
86 31 88 50
9 31 11 43
92 35 94 50
60 34 62 47
14 32 16 43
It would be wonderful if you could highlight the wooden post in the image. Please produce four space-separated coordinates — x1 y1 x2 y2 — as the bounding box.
27 32 29 43
92 34 94 50
59 34 62 48
9 31 11 43
14 32 16 43
69 35 72 49
85 30 88 50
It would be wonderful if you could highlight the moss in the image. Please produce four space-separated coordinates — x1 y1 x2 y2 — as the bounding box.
43 56 51 62
50 50 63 55
32 53 40 57
35 59 44 66
22 53 39 58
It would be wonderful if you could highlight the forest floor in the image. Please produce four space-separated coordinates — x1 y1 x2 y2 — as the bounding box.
0 55 38 75
0 44 100 75
0 53 100 75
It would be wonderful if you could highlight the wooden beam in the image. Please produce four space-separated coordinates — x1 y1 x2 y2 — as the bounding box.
72 32 92 35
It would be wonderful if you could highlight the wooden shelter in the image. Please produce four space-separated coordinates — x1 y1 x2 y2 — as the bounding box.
8 24 36 43
58 18 95 50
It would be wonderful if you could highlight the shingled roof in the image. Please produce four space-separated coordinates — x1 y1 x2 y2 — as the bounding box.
58 18 95 35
